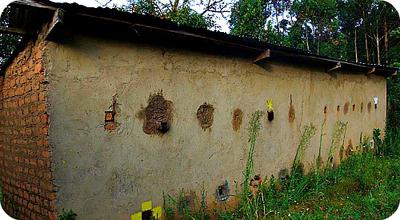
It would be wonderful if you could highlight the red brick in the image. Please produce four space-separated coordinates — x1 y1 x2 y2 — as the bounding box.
1 41 55 219
31 94 38 102
38 103 46 112
15 87 24 96
41 151 50 158
105 122 117 131
34 63 43 73
9 79 16 87
40 114 48 124
48 211 57 220
38 92 45 101
24 84 32 93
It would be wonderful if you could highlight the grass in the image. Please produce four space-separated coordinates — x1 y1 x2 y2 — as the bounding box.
164 114 400 220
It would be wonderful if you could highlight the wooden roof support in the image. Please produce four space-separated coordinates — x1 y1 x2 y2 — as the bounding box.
253 49 271 63
0 26 27 35
367 67 376 75
44 9 64 39
327 62 341 72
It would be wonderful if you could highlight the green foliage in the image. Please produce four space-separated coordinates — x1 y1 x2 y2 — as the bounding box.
327 121 348 167
229 0 269 39
383 127 400 157
169 6 213 29
163 186 210 220
293 123 316 172
124 0 216 29
388 75 400 130
218 127 400 219
240 110 263 219
373 128 383 155
0 7 22 66
58 209 77 220
162 121 400 220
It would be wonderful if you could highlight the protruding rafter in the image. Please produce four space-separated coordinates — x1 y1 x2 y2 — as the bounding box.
326 62 341 73
253 49 271 63
0 26 27 35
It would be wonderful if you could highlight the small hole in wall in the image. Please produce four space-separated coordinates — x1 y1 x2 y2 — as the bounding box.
337 105 340 112
104 96 118 131
216 180 229 202
361 102 364 113
353 104 356 112
324 106 327 114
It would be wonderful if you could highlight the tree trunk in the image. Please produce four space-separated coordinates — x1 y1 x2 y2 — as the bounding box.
317 26 320 55
363 10 370 63
305 24 310 51
376 26 381 65
276 13 280 34
365 32 369 63
384 18 389 64
354 28 358 62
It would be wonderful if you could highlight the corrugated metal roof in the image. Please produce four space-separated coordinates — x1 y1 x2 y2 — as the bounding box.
1 0 398 77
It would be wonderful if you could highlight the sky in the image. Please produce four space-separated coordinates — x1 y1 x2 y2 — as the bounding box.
52 0 231 32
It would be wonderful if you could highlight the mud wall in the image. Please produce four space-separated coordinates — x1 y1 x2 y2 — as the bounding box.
45 35 386 219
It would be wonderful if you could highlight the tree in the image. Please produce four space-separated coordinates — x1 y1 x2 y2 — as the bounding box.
229 0 271 39
0 7 22 66
124 0 229 29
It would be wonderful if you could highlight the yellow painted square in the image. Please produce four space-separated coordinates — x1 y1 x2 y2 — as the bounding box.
131 212 142 220
152 206 162 219
141 201 152 211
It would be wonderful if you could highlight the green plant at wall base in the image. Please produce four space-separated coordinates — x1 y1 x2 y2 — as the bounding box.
373 128 383 155
163 188 210 220
58 209 77 220
240 110 263 219
327 121 348 168
360 135 373 153
293 123 317 172
383 127 400 156
317 120 326 170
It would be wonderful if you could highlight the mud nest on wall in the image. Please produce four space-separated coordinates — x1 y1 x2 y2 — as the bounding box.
344 102 350 115
232 108 243 131
367 102 372 112
288 95 295 123
140 92 173 135
197 103 214 130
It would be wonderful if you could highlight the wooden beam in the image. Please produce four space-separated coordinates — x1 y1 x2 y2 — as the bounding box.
0 26 27 35
44 9 64 39
367 67 376 75
327 62 341 72
253 49 271 63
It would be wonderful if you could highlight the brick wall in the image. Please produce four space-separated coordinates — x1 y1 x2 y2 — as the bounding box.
0 40 57 220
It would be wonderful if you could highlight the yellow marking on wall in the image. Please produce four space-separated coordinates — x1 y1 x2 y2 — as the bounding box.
141 201 152 211
131 200 162 220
